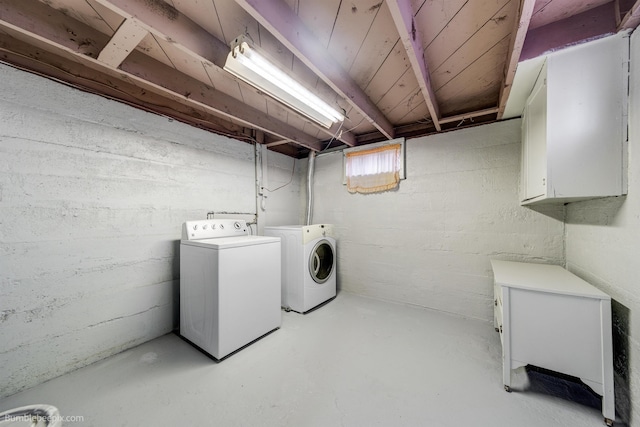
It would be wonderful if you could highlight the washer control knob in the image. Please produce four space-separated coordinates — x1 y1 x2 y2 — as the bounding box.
203 224 208 230
219 224 225 230
211 223 216 230
234 221 242 230
193 225 198 230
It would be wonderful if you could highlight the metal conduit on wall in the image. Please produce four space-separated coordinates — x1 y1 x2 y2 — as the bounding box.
306 151 316 226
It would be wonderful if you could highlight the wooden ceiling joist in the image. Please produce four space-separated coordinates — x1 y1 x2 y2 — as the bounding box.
234 0 396 141
0 41 244 139
521 3 617 62
0 0 324 151
119 54 325 151
93 0 229 68
0 0 624 156
440 107 499 124
386 0 441 131
497 0 536 120
97 18 148 68
93 0 357 148
619 0 640 30
264 139 291 148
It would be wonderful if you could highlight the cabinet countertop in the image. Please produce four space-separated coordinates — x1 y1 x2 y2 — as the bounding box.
490 260 610 300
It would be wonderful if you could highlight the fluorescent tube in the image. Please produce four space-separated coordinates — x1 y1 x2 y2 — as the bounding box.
224 37 344 128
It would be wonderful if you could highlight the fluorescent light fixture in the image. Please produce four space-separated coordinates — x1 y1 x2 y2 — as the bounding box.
224 36 344 129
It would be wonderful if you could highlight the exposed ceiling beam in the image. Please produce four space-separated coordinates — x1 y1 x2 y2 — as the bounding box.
265 139 290 148
119 54 324 151
0 0 324 151
521 3 617 61
353 107 500 145
386 0 441 131
97 18 148 67
0 41 244 138
92 0 356 147
92 0 228 68
619 0 640 30
496 0 536 120
439 107 499 124
234 0 396 140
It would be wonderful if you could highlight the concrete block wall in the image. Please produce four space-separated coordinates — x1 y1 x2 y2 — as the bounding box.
564 29 640 426
258 148 305 228
0 63 301 398
311 120 565 321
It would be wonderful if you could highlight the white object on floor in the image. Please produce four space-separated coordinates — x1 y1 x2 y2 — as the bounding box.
264 224 336 313
491 259 615 426
180 219 281 359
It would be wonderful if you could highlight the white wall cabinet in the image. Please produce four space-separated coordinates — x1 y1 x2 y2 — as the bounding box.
491 260 615 426
520 34 628 205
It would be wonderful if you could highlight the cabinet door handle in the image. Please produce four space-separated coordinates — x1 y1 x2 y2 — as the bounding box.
542 178 546 186
494 299 498 306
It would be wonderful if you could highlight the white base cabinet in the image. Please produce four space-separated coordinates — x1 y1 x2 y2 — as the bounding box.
491 260 615 426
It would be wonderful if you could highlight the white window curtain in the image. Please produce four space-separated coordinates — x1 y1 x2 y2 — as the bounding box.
345 143 401 194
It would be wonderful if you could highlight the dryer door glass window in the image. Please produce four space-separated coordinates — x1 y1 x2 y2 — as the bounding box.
309 240 334 284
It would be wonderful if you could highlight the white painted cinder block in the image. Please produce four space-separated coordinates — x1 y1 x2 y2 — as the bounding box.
259 149 304 227
564 30 640 425
0 63 301 398
311 120 565 321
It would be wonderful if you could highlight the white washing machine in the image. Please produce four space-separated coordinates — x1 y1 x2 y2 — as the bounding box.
180 219 281 359
264 224 336 313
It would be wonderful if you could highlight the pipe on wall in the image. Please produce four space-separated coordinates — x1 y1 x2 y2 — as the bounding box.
306 151 316 226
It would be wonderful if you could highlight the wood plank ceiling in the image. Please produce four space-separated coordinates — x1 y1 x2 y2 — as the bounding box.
0 0 637 158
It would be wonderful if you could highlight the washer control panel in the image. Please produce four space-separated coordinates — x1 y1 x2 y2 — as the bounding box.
182 219 248 240
302 224 334 245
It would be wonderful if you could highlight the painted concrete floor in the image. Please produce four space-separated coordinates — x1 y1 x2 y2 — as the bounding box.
0 293 616 426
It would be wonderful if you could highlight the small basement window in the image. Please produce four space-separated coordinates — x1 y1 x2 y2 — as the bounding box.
343 138 406 194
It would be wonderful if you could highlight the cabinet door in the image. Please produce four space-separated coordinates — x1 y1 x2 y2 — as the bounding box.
523 75 547 201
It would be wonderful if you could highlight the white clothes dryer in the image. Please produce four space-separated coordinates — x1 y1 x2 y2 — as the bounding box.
180 219 281 359
264 224 336 313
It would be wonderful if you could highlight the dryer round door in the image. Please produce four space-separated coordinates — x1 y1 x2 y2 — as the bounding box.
309 239 335 284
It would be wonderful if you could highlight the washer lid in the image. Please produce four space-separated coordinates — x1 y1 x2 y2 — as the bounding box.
181 235 280 249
